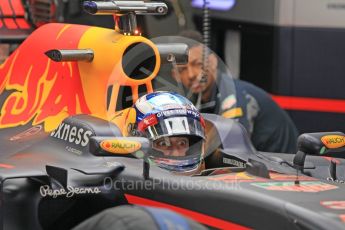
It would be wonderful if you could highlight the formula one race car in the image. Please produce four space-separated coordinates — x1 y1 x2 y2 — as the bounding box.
1 1 345 230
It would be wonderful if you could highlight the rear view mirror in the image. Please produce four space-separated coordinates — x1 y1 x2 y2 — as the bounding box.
293 132 345 172
90 136 152 179
297 132 345 155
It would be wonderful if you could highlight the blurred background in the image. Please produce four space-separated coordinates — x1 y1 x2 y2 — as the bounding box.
1 0 345 134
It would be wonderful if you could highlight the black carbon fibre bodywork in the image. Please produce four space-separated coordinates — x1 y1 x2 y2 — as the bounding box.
0 114 345 229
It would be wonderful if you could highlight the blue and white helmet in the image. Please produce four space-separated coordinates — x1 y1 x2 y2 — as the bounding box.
132 91 206 174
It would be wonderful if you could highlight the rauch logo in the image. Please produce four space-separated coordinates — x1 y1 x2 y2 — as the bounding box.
100 139 141 154
321 135 345 149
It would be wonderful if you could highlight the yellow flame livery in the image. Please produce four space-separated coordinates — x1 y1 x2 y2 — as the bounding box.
0 23 161 132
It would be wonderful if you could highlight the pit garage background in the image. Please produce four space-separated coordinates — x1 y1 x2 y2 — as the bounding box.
144 0 345 134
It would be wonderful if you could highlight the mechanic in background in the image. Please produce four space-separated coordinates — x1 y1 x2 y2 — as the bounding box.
169 30 299 153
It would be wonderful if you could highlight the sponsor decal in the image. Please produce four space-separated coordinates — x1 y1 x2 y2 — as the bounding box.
223 157 246 168
221 107 243 119
156 109 186 118
221 94 236 111
9 125 42 141
269 173 316 181
40 185 101 198
65 146 82 155
321 135 345 149
210 172 315 183
138 114 158 131
156 109 200 119
143 116 157 125
321 201 345 210
100 139 141 154
251 181 338 192
104 161 120 168
208 172 266 183
207 172 315 183
50 123 93 147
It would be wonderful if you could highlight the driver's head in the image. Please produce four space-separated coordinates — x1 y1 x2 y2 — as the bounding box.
152 136 189 157
129 91 206 175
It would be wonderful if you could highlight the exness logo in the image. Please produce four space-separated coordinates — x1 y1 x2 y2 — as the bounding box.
50 123 93 147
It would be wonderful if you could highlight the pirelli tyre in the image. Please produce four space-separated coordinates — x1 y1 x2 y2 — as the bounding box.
72 205 208 230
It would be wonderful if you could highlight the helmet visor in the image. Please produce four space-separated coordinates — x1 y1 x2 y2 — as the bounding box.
139 115 205 141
